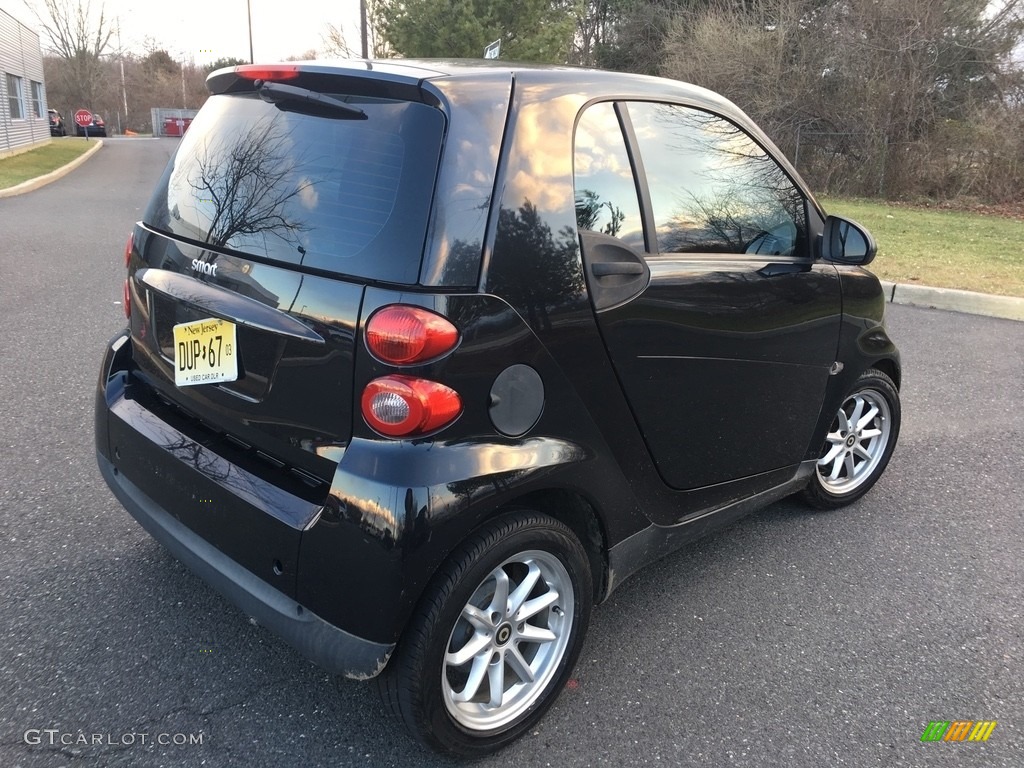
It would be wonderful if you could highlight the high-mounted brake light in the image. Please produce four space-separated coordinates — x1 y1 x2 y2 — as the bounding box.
366 305 460 365
362 376 462 438
234 65 300 82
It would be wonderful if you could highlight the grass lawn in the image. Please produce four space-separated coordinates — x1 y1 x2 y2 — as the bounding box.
822 197 1024 298
0 139 96 191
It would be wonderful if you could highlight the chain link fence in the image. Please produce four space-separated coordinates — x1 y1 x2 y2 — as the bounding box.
150 108 200 137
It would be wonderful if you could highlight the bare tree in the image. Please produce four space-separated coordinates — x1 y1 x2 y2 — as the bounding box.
29 0 115 110
321 23 355 57
658 0 1024 201
323 3 392 59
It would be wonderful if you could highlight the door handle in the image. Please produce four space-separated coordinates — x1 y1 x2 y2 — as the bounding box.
592 261 645 277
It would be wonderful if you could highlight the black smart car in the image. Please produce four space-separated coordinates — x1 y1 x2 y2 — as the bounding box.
75 112 106 137
95 60 900 756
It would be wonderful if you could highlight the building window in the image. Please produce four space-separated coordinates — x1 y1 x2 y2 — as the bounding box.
6 73 25 119
30 81 44 118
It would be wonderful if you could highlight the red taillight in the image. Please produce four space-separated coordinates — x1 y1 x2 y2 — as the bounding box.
124 231 133 268
234 65 300 82
366 305 459 365
123 278 131 319
361 376 462 437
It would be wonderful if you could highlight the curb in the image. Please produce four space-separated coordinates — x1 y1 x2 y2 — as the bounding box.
0 139 104 199
880 281 1024 323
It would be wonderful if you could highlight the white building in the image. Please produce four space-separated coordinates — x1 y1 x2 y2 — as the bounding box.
1 7 48 157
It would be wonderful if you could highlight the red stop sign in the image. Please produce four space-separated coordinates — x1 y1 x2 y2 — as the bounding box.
74 109 93 127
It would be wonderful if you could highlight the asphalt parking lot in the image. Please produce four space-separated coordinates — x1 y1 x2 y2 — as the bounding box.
0 139 1021 767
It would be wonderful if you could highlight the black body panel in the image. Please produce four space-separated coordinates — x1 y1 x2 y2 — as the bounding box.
592 259 841 489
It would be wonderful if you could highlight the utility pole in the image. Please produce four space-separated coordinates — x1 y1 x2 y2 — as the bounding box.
117 20 128 133
360 0 368 58
247 0 255 63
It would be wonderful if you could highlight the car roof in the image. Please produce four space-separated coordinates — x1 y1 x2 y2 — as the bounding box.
218 58 744 122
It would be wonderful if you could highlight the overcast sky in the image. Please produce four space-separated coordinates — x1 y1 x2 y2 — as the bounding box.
13 0 362 63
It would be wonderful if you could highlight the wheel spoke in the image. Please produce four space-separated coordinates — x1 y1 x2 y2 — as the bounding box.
488 568 510 617
452 654 490 702
446 631 492 667
507 561 542 616
514 590 559 622
487 656 506 708
844 453 856 479
518 623 557 643
836 408 851 434
856 403 879 430
461 603 492 632
819 442 844 466
860 427 882 440
828 452 845 480
853 444 872 462
506 644 536 683
849 396 866 429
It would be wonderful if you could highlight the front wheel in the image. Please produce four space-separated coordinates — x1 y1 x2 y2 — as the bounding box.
378 512 592 757
801 368 901 509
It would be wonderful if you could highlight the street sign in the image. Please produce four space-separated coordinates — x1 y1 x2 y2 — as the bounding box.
74 109 93 128
484 39 501 59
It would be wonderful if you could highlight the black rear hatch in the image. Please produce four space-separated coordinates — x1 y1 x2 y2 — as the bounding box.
127 67 447 487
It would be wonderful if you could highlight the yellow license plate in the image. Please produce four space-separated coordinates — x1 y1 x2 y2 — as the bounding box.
172 317 238 387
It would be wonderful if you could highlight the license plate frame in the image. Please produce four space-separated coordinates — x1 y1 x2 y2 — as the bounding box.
172 317 238 387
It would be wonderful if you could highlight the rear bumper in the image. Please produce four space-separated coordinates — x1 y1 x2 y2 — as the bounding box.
95 330 393 679
97 452 393 678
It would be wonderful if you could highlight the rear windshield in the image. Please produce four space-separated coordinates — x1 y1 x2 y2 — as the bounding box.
144 92 445 284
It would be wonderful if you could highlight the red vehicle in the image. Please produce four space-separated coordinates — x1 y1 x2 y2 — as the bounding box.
48 109 66 137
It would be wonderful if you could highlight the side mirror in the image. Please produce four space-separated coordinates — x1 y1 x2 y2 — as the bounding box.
821 216 877 266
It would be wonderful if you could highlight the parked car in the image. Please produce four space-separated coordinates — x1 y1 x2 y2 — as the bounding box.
95 60 901 756
76 113 106 137
47 109 66 137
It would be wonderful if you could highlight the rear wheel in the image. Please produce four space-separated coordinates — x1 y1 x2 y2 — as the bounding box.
378 512 592 757
801 368 900 509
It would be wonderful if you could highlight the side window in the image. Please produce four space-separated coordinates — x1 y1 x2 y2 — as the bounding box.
626 102 807 257
573 102 644 250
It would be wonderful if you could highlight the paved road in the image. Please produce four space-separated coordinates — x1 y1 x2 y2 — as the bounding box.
1 140 1021 767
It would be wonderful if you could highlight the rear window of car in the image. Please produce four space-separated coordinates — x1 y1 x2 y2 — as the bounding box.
144 92 446 284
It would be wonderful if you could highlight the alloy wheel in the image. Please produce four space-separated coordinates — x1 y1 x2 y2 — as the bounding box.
816 388 893 495
442 550 574 731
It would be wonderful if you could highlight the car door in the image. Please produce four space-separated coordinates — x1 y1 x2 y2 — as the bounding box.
574 100 841 491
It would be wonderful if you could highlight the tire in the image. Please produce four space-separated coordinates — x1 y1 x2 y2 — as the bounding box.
378 512 592 757
801 368 900 510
